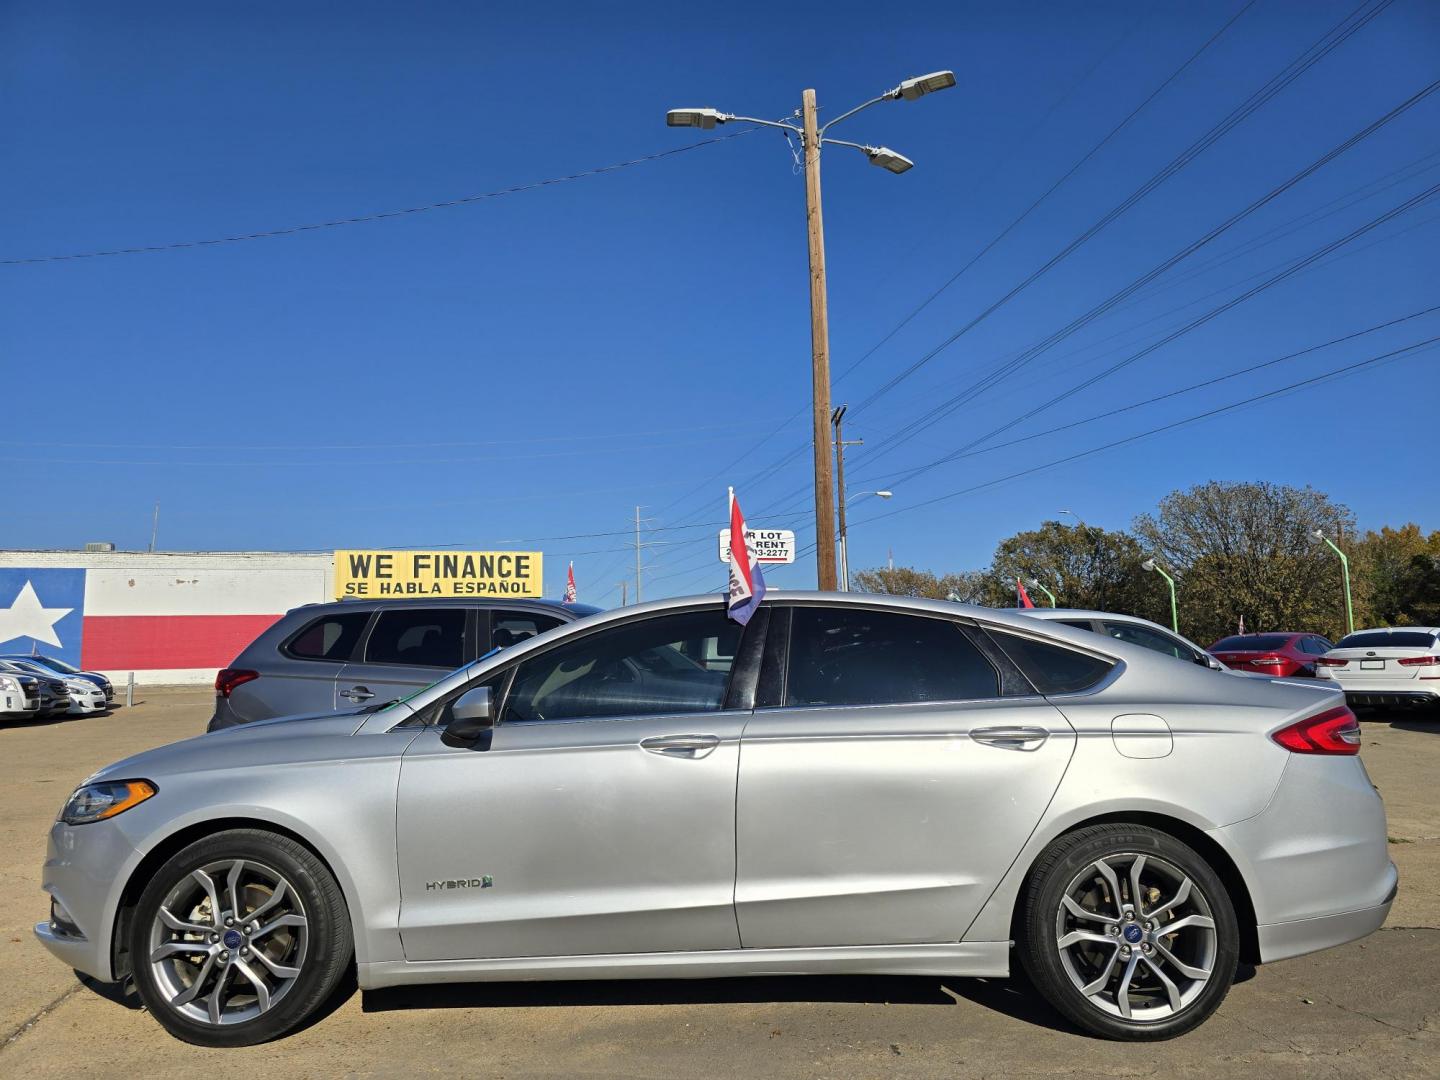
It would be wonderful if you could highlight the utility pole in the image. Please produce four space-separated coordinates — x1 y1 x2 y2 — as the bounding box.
832 405 865 592
803 88 839 591
149 502 160 552
666 71 954 594
634 506 644 604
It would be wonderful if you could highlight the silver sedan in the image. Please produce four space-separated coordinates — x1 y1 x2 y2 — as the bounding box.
36 592 1395 1046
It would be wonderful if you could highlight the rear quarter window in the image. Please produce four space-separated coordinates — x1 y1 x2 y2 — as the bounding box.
283 611 370 662
985 629 1115 695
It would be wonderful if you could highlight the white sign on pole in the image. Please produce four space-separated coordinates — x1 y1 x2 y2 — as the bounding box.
718 528 797 565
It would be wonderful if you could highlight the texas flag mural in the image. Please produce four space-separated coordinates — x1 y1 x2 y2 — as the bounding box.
0 566 294 681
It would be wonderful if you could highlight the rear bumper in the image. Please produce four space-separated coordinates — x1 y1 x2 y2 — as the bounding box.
1345 689 1440 708
1256 863 1397 962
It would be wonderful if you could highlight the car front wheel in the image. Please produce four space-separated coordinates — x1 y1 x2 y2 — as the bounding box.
1019 823 1239 1040
130 828 352 1046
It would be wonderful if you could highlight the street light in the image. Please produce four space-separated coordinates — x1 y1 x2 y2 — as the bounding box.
838 490 893 592
1028 577 1058 608
666 70 954 590
1141 558 1179 633
1312 528 1355 636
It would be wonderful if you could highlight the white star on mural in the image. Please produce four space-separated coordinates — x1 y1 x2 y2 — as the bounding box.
0 581 73 649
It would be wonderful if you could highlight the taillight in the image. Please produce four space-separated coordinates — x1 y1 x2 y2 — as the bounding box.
1249 656 1284 665
1396 655 1440 667
1271 705 1361 755
1315 656 1348 667
215 668 258 698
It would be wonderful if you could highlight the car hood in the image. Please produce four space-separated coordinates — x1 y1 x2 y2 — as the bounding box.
82 706 412 787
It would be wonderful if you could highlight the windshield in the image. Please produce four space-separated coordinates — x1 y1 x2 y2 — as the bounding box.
1212 635 1291 651
1336 630 1437 649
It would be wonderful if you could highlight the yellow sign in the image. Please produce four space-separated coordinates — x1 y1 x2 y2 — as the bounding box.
334 550 543 599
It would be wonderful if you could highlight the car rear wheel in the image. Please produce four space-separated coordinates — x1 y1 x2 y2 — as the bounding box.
1019 823 1239 1040
130 828 352 1046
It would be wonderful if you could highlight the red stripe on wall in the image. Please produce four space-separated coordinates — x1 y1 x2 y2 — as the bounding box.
81 614 282 671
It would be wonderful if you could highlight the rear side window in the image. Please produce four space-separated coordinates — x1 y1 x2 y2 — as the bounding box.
1337 630 1438 649
1213 634 1291 652
987 630 1115 695
491 611 565 650
1101 621 1196 661
785 607 997 707
284 611 370 662
1298 637 1330 655
366 608 468 668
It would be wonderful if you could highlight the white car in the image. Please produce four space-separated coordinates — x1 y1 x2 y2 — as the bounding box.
0 672 43 720
1315 627 1440 709
62 677 108 715
1018 608 1232 671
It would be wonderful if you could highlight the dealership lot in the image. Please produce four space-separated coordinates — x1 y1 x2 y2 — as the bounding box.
1 691 1436 1078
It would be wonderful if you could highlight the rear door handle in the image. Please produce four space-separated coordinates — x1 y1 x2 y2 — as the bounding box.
971 726 1050 752
640 734 721 759
339 686 375 702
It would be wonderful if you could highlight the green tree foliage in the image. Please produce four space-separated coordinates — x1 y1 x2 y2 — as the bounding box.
1353 524 1440 626
850 566 990 602
987 521 1168 619
1133 481 1356 642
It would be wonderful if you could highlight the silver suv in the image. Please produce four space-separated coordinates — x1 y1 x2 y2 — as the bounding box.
208 598 598 730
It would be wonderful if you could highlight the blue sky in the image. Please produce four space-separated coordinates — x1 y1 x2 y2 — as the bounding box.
4 0 1437 605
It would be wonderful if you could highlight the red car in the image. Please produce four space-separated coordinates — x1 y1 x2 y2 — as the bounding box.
1208 632 1335 677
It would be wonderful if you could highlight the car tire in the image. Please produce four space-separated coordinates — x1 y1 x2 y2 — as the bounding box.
129 828 352 1046
1018 823 1239 1040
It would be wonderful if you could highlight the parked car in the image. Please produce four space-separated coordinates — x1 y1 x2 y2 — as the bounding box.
39 592 1393 1046
0 658 107 714
1019 608 1230 671
0 670 43 721
0 654 113 702
1207 633 1334 677
1314 626 1440 709
0 660 69 715
209 598 600 730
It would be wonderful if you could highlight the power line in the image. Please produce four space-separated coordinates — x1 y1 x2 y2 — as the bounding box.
850 0 1394 414
856 80 1440 474
1 130 755 266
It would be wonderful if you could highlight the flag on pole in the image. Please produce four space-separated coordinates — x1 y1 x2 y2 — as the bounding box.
563 562 577 604
1016 577 1036 609
726 487 765 625
1237 614 1245 635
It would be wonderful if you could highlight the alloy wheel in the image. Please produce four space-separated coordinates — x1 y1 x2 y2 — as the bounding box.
1053 852 1217 1022
146 858 309 1026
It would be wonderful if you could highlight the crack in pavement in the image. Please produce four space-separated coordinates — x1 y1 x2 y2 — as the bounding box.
1 982 84 1052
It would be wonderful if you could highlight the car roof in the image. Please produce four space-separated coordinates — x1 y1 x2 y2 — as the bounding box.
293 598 602 617
1013 608 1159 624
1340 626 1440 636
1210 632 1308 641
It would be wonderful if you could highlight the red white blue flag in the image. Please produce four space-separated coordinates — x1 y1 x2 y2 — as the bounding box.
726 487 765 625
563 562 577 604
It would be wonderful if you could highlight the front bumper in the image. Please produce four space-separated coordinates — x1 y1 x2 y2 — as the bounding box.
34 819 141 983
66 691 108 715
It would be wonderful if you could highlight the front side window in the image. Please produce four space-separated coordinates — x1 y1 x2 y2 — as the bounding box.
1101 620 1194 661
502 609 741 723
785 607 998 707
366 608 467 669
285 611 370 662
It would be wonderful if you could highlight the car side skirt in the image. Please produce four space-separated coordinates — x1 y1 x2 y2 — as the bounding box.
358 941 1010 989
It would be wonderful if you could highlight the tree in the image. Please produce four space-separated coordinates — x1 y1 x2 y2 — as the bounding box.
1133 481 1356 642
1353 524 1440 626
986 521 1167 618
851 566 991 603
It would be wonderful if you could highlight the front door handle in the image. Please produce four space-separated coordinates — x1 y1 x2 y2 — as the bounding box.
971 726 1050 752
339 686 375 702
640 734 721 759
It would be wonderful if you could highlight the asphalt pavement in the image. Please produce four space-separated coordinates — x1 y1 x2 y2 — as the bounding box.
2 689 1436 1078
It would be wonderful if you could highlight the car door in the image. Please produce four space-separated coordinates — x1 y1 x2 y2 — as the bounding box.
336 606 473 708
258 608 373 716
394 605 762 962
734 603 1076 949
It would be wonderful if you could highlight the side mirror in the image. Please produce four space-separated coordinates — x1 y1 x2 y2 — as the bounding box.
1205 655 1224 670
443 686 494 746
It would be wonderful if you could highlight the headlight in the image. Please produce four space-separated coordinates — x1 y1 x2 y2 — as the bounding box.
60 780 157 825
0 676 19 693
67 681 93 693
